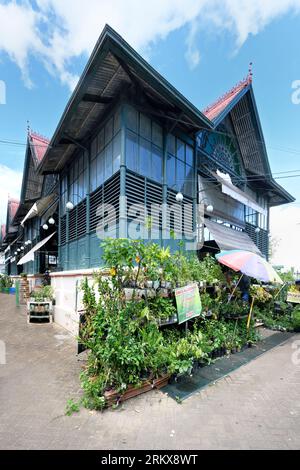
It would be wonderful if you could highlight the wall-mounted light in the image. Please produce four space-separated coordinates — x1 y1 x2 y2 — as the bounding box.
48 217 55 225
66 201 74 211
17 248 21 253
21 246 24 251
42 224 49 231
27 240 32 245
255 227 261 234
175 192 183 203
14 251 17 256
200 197 214 214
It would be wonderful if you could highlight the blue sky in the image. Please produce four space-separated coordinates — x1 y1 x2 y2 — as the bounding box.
0 0 300 268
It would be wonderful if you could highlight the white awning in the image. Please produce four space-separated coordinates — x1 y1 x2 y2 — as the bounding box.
4 235 21 254
204 219 261 255
21 194 57 226
17 232 56 265
214 170 267 216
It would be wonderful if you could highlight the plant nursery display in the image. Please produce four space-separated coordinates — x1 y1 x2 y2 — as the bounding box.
76 239 263 411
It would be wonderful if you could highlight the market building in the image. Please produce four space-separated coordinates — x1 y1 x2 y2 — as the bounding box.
1 130 58 284
1 25 294 334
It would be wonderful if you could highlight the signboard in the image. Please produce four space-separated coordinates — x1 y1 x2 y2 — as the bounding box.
175 284 202 325
287 291 300 304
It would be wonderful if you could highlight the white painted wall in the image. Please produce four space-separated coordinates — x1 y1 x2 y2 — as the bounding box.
50 269 100 336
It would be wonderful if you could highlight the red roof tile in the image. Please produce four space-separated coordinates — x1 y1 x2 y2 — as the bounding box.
29 131 50 163
1 224 6 240
203 73 252 122
8 197 19 223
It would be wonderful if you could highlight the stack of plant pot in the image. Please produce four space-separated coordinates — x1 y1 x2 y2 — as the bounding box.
20 276 30 305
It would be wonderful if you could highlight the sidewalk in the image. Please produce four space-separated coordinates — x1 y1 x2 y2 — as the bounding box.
0 293 299 450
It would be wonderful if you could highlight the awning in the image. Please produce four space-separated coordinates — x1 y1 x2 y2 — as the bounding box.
17 232 56 265
4 235 22 254
204 219 261 255
21 194 58 226
214 170 267 216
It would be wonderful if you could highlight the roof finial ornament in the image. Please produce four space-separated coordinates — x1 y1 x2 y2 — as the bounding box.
248 62 253 82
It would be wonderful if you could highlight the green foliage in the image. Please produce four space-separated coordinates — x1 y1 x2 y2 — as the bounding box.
275 267 295 283
147 296 177 321
0 275 13 289
65 399 80 416
292 306 300 332
30 285 54 301
257 306 294 332
100 238 225 289
78 239 262 409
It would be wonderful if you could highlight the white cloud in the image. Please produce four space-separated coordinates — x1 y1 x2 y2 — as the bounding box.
270 204 300 271
0 0 300 90
0 164 22 225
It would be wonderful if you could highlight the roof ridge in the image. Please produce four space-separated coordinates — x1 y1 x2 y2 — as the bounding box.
8 196 20 203
203 74 251 116
29 130 50 144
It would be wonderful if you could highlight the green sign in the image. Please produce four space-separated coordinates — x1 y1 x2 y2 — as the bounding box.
175 284 202 325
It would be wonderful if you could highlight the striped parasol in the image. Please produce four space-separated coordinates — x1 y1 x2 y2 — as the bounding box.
215 250 283 284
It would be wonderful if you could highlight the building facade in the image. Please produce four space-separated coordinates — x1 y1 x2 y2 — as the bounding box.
0 25 294 334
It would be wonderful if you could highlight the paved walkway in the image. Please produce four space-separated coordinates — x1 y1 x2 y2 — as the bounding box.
0 293 299 450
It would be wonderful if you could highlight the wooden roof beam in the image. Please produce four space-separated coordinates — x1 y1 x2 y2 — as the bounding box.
82 94 114 104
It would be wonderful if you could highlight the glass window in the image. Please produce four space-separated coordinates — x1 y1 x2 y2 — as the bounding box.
98 128 105 152
73 159 78 180
126 131 139 172
114 109 121 135
112 132 121 173
184 165 193 197
176 139 185 161
97 150 105 187
152 122 163 148
167 134 176 156
105 118 113 145
167 155 176 187
105 142 113 180
69 165 74 184
186 145 193 166
73 180 78 204
151 145 162 182
126 107 138 132
78 153 84 174
91 158 97 191
139 137 151 177
176 159 185 192
140 114 151 140
91 137 97 160
78 173 84 199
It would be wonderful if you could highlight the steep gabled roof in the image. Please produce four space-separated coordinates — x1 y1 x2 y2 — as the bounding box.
19 130 49 205
28 131 49 166
0 224 6 242
39 24 211 174
203 73 252 123
8 197 19 223
202 67 294 206
3 197 20 242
